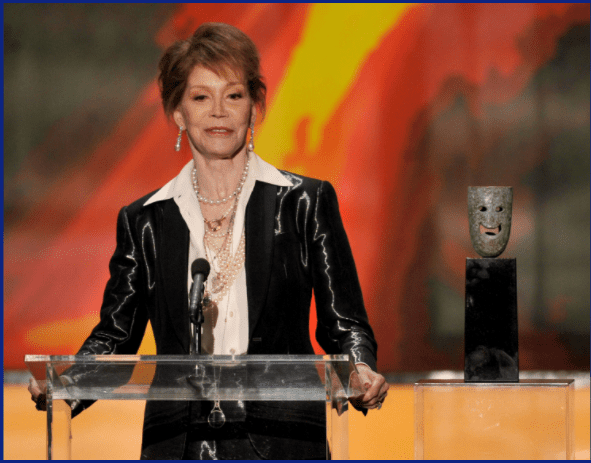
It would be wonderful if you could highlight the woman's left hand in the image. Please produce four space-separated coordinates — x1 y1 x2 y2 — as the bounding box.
28 377 47 411
349 364 389 410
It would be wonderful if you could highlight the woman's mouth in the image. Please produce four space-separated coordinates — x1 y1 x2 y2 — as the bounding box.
206 127 233 135
480 224 501 236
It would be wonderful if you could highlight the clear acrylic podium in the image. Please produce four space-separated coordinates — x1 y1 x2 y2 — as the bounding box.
414 379 575 459
25 354 362 460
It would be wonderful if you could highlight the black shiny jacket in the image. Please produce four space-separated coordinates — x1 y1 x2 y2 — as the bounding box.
75 171 377 458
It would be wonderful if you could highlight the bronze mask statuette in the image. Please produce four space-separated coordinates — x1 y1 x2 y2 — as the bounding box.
468 186 513 258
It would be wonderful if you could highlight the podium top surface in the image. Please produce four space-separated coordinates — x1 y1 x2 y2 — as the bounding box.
24 354 361 401
25 354 350 366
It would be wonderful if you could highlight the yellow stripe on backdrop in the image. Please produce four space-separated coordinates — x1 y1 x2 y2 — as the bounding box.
137 322 156 355
257 3 414 173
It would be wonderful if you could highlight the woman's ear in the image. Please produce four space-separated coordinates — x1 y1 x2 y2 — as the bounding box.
250 105 257 127
173 108 185 129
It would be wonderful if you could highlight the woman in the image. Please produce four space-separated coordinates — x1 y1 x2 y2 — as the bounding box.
29 22 389 459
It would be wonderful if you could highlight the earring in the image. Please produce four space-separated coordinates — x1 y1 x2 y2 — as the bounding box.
175 127 184 152
248 125 255 152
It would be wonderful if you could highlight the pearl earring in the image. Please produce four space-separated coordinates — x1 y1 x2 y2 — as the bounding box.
248 125 255 152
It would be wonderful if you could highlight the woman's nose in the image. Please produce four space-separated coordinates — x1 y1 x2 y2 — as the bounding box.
211 97 227 117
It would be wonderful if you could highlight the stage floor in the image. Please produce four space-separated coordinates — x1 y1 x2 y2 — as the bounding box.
4 374 589 460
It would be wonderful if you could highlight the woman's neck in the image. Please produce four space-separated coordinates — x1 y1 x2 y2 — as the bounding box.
193 151 249 201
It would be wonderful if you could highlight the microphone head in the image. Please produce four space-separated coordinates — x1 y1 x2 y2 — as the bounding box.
191 258 210 279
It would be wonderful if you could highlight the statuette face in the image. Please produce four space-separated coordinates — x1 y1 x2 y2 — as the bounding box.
468 186 513 257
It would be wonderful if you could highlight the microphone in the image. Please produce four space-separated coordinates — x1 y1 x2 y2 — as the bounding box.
189 258 210 325
189 258 210 355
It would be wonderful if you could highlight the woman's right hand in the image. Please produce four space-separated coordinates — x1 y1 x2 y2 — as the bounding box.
28 377 47 411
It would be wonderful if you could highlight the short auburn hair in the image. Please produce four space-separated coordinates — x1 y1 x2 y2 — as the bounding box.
158 22 266 118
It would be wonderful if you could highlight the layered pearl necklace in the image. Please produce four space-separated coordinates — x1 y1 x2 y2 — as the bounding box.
201 200 246 352
191 157 248 330
191 158 250 205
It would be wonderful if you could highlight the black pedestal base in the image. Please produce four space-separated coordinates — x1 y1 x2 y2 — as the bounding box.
465 258 518 382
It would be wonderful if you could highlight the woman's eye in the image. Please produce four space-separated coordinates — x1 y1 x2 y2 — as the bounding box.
228 92 243 99
192 95 206 101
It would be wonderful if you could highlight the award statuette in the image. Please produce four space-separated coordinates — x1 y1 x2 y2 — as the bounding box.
465 187 518 382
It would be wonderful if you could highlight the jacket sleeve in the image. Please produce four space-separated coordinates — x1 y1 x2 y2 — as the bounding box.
78 205 149 356
310 181 378 371
67 205 149 416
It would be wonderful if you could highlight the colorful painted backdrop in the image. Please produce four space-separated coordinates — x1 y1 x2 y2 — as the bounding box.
5 3 590 371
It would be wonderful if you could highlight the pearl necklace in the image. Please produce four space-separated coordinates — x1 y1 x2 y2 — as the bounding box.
202 202 246 315
192 158 250 205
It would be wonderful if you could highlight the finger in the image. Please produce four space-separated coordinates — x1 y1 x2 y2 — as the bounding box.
367 396 384 407
378 382 390 398
366 400 382 410
363 386 389 408
362 376 381 396
376 382 390 400
361 392 383 408
362 376 385 403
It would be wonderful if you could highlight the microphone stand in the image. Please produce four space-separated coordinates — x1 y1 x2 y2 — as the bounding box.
190 285 205 355
187 287 207 393
190 290 205 355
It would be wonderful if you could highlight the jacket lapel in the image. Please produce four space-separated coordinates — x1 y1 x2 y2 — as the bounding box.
245 181 277 339
159 199 191 352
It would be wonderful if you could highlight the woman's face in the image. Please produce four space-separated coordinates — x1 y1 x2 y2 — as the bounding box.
173 65 255 160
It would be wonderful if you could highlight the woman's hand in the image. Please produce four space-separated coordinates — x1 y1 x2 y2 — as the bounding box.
349 364 389 410
28 378 47 411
